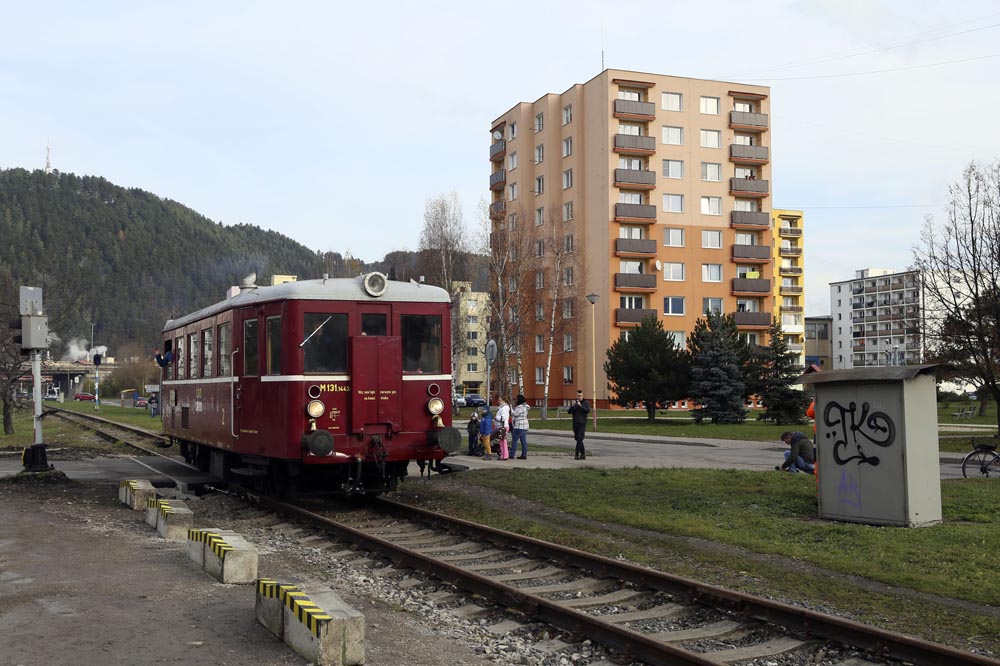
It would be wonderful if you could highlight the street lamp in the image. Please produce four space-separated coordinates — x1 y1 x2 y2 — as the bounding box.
586 293 599 430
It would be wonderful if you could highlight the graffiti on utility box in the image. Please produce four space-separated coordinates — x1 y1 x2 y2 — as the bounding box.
823 400 896 467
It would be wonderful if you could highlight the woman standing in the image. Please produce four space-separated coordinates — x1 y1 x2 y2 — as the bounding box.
510 395 530 459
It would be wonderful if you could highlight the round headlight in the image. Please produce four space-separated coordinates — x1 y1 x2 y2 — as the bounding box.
427 397 445 415
363 272 388 297
306 400 326 418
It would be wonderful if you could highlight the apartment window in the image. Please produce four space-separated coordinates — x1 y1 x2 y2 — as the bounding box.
467 331 478 340
621 295 644 309
702 230 722 248
700 96 720 115
737 298 760 311
536 303 544 320
663 194 684 213
563 267 574 286
535 335 544 352
562 299 574 319
620 260 642 274
507 152 518 170
466 346 478 356
703 297 723 314
662 126 683 145
734 133 753 146
467 363 478 372
734 198 758 212
508 276 517 292
562 136 573 157
563 333 574 351
735 166 756 179
664 297 685 315
662 92 682 111
562 201 573 221
562 169 573 189
618 89 640 101
508 122 517 139
534 144 544 164
739 332 759 346
466 315 478 324
619 122 641 136
507 213 517 230
663 159 683 179
700 129 721 148
534 175 544 195
535 271 544 289
702 264 723 282
734 100 753 113
619 191 642 204
620 225 642 239
535 206 544 226
534 112 544 132
562 104 572 125
701 162 721 181
565 233 575 253
533 239 544 257
562 366 575 384
619 156 642 170
664 228 684 247
535 367 544 384
701 196 722 215
508 182 517 201
667 331 686 348
664 262 685 281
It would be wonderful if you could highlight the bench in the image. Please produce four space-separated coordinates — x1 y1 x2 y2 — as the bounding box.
951 406 976 421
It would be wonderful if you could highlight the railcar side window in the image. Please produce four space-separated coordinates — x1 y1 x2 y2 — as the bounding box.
218 323 231 376
244 319 259 377
266 316 281 375
188 333 199 379
164 340 174 380
202 328 214 377
401 315 442 373
303 313 348 373
175 337 185 379
361 313 387 336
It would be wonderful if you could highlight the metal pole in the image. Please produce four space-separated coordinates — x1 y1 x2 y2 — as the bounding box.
31 350 43 445
586 293 599 430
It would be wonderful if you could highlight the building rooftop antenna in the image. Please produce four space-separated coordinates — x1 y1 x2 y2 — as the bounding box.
45 141 51 174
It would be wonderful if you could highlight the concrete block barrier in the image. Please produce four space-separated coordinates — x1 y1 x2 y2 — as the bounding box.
186 528 237 568
256 579 365 666
154 500 193 540
145 498 167 528
204 532 258 584
118 479 156 511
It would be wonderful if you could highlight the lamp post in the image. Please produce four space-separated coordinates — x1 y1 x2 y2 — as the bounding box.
586 293 599 430
485 339 497 413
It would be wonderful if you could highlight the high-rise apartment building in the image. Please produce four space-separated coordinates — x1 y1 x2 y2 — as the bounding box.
829 268 923 369
451 281 489 396
489 69 791 408
773 209 806 366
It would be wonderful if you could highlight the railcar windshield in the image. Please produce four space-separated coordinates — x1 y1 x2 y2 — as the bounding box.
303 313 348 373
401 314 442 373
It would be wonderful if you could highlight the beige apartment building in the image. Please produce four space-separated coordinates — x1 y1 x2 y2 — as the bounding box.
773 209 806 367
489 69 793 408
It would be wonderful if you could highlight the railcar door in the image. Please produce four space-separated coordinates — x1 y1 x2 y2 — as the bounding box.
350 304 401 435
234 308 264 454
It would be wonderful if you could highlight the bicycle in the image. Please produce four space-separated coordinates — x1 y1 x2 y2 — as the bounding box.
961 436 1000 479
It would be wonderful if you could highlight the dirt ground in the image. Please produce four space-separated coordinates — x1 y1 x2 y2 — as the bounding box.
0 475 497 666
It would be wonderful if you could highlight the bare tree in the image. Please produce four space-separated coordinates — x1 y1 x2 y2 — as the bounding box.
0 270 30 434
913 160 1000 426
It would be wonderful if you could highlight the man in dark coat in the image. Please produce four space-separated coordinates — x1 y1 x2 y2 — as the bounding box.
778 431 815 473
567 389 591 460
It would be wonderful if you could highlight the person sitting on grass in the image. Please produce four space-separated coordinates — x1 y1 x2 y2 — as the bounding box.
777 431 815 473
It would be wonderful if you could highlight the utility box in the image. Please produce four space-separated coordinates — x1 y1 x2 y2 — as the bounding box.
797 364 941 527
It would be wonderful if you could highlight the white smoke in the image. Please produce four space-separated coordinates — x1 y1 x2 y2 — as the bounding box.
61 336 108 362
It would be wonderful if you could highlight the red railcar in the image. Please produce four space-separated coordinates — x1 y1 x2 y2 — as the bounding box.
159 272 462 495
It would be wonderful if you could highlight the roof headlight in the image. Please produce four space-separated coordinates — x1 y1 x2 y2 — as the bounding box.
427 397 445 415
306 400 326 419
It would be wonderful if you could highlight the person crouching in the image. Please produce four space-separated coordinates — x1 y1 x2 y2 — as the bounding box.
777 431 815 473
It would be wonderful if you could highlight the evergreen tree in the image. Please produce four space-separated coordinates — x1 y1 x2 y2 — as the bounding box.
756 321 811 424
687 312 746 423
604 316 691 422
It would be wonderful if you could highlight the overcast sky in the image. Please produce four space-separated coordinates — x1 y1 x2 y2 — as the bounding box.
3 0 999 315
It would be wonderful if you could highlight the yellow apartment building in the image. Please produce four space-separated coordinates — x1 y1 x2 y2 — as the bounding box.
489 69 785 408
773 209 806 366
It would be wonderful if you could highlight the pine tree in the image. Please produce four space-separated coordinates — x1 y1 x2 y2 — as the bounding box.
757 321 811 424
687 312 746 423
604 316 691 422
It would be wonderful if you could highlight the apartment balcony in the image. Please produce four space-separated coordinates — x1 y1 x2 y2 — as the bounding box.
779 246 803 257
615 308 658 326
780 284 804 295
730 210 770 229
865 285 878 293
729 111 769 132
489 139 506 162
732 245 771 262
730 177 769 197
732 277 771 294
614 238 657 257
613 98 656 121
614 203 657 223
853 344 866 352
778 226 802 237
779 265 803 275
613 133 656 155
614 273 657 291
489 169 507 191
733 311 771 328
729 144 769 164
489 200 506 218
614 168 656 190
781 305 804 313
787 343 805 353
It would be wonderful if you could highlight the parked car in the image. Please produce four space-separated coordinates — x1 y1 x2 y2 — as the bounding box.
135 397 149 408
464 393 487 408
74 392 96 401
453 394 467 408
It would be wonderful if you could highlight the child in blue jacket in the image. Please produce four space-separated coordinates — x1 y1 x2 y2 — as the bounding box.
478 409 494 459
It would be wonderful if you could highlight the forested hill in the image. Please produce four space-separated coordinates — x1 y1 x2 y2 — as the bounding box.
0 168 325 355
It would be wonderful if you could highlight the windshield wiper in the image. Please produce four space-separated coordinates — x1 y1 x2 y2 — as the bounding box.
299 316 333 348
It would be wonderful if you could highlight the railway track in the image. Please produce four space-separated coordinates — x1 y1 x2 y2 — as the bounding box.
46 406 170 455
47 408 998 665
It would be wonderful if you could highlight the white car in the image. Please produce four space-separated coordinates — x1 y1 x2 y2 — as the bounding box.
453 394 467 408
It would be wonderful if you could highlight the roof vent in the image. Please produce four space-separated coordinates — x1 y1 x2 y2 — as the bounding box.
239 272 258 293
